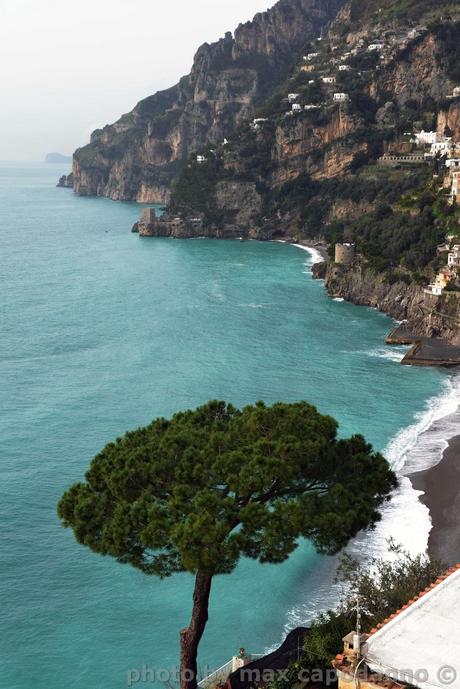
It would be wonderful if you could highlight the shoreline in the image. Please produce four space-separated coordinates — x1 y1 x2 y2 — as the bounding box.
293 239 329 263
304 250 460 565
410 434 460 564
272 238 329 263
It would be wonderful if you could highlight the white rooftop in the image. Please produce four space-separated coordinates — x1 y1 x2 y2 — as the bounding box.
365 567 460 689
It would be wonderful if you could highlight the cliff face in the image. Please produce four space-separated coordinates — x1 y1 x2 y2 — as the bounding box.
322 262 460 346
270 109 361 185
371 32 453 104
71 0 344 202
437 102 460 140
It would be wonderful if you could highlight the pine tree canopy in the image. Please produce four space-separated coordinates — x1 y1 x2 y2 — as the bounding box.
58 400 397 578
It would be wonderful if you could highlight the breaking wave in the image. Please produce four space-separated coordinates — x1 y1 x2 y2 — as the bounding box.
283 372 460 631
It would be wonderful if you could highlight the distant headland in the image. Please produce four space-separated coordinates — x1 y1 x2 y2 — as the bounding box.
45 153 72 164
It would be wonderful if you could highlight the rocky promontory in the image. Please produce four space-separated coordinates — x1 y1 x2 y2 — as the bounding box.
68 0 344 202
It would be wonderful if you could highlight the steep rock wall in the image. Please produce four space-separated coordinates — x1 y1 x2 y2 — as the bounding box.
371 32 453 104
322 262 460 345
71 0 344 202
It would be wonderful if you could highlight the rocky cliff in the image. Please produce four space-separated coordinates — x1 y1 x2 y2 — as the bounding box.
163 1 460 241
319 261 460 346
70 0 344 202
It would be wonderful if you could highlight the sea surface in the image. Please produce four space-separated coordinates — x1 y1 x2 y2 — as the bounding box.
1 162 459 689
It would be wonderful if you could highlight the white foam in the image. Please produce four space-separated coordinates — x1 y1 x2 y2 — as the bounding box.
333 297 344 302
351 347 408 363
237 303 267 309
293 243 323 265
366 347 407 363
386 374 460 474
349 373 460 562
272 239 324 266
282 373 460 632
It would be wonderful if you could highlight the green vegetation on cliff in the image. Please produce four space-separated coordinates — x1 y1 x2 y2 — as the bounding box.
168 153 225 225
262 546 446 689
350 0 457 23
304 545 445 669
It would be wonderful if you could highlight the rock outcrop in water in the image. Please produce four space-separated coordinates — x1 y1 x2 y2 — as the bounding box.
69 0 345 202
57 173 74 188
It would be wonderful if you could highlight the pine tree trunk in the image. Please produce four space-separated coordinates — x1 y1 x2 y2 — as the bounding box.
180 571 213 689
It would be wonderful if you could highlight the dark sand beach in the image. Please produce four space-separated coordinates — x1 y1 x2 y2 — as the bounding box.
410 435 460 564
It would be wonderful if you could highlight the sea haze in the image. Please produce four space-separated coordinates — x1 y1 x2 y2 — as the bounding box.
0 162 454 689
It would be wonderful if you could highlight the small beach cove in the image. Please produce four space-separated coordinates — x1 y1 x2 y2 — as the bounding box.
1 162 457 689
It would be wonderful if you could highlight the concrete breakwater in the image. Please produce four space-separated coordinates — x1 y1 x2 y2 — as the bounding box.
387 326 460 367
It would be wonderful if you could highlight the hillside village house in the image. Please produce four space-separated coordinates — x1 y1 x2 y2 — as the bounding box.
425 266 456 296
338 65 351 71
301 64 315 72
414 130 439 145
305 52 319 60
333 93 349 102
334 565 460 689
251 118 268 130
288 93 300 103
448 244 460 267
322 76 336 84
196 155 207 164
446 158 460 170
291 103 302 112
367 42 384 51
429 139 453 156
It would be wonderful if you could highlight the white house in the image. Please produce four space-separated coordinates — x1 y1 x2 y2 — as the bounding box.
251 118 268 130
288 93 300 103
425 283 444 296
368 42 384 51
448 245 460 266
322 76 336 84
196 155 207 164
291 103 302 112
338 65 351 71
429 139 453 156
414 130 438 145
453 86 460 98
333 93 349 102
304 104 319 110
306 52 319 60
364 565 460 688
446 158 460 170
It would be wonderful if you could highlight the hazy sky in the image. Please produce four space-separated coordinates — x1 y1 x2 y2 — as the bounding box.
0 0 273 161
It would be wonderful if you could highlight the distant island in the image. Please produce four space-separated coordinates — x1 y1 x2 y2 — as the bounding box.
45 152 72 164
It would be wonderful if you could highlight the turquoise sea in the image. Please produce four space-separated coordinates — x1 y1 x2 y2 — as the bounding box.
1 163 456 689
